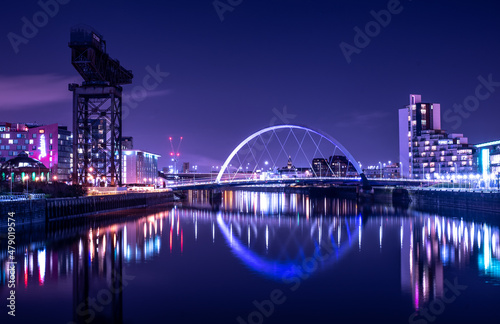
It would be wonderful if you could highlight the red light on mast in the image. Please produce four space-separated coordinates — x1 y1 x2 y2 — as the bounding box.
170 152 174 156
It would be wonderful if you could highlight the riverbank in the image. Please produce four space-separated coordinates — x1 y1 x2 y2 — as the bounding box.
0 191 177 227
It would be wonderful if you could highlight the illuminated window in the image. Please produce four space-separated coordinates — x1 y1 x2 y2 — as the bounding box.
39 129 44 134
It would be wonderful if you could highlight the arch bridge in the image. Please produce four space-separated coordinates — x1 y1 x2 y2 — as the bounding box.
169 124 373 190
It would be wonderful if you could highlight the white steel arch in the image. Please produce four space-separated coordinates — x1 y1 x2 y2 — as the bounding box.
216 125 362 183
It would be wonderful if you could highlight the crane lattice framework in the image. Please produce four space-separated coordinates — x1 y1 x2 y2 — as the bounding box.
69 25 133 186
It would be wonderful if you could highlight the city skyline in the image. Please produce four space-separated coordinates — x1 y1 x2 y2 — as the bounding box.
1 0 500 169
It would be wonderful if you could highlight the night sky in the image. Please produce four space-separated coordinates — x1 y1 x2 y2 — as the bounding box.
1 0 499 170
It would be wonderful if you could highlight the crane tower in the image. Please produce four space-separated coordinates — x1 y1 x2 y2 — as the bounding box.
68 25 133 186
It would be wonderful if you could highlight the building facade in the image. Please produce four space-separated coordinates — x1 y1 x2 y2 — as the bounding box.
398 95 474 178
411 130 474 178
0 122 29 163
399 94 441 178
122 150 161 185
311 155 356 177
121 136 134 150
0 122 72 182
475 140 500 176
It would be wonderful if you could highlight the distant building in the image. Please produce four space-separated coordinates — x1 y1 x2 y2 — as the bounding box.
312 158 330 177
121 136 134 150
364 166 382 178
364 162 400 179
278 156 297 176
0 122 73 182
383 162 401 179
182 162 190 173
311 155 356 177
0 122 29 163
122 150 161 185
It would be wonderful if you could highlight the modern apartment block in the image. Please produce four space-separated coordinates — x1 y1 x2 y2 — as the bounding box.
411 130 474 178
122 150 161 185
399 94 441 177
398 95 474 178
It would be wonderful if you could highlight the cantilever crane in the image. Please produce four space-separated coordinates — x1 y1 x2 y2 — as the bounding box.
69 25 133 186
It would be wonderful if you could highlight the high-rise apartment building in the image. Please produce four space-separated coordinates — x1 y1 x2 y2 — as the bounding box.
399 94 441 177
399 95 474 178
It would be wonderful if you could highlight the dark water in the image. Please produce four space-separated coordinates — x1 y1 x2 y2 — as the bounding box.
1 190 500 324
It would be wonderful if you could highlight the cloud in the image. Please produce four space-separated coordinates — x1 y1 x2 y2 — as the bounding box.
0 74 76 110
332 111 390 129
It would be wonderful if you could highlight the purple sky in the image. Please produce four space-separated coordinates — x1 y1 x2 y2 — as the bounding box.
1 0 499 170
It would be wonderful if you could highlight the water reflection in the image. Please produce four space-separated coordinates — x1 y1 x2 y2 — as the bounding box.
0 190 499 323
